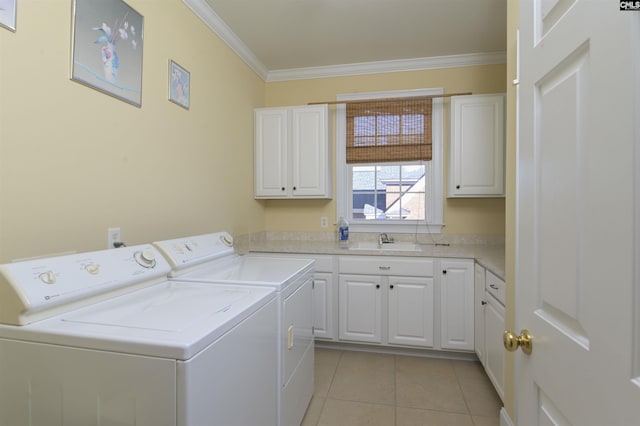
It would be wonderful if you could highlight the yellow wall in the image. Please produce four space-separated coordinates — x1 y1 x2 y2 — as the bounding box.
0 1 507 265
264 65 507 234
0 0 266 263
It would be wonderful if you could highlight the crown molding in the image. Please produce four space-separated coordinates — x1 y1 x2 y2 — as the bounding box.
183 0 506 83
266 52 507 82
182 0 269 80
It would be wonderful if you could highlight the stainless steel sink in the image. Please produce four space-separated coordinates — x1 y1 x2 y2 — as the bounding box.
348 241 423 251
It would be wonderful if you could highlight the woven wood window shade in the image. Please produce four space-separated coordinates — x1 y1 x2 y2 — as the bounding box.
346 99 432 164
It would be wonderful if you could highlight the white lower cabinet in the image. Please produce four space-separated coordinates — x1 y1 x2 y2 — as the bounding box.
338 274 435 347
387 276 435 347
312 271 334 340
484 290 505 400
474 263 486 362
338 256 435 348
440 259 475 351
254 252 479 355
338 274 383 343
474 263 505 401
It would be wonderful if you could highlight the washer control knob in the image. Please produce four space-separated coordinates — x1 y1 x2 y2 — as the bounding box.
134 250 156 268
85 263 100 275
220 234 233 247
39 271 56 285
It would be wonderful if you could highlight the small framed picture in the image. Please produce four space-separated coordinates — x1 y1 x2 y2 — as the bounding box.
169 60 190 110
71 0 144 107
0 0 17 32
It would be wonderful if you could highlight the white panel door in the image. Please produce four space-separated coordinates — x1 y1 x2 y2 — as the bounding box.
449 94 505 197
474 263 486 362
291 105 329 197
312 272 333 339
388 276 434 347
255 108 288 197
440 259 474 351
484 292 505 402
338 274 383 343
516 1 639 424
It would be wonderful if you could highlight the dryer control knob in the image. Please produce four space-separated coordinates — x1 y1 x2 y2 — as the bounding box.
134 250 156 268
85 263 100 275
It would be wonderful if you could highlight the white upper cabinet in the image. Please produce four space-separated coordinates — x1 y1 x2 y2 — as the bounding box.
449 94 505 197
254 105 332 199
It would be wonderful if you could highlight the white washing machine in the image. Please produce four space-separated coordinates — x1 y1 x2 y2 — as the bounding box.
0 244 278 426
153 232 315 426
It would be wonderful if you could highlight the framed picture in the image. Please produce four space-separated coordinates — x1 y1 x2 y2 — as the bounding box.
71 0 144 107
0 0 16 32
169 60 190 110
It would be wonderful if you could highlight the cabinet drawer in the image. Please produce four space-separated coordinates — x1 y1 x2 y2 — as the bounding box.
339 256 434 277
485 270 505 305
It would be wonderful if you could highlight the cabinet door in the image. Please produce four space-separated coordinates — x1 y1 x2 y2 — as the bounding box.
338 274 383 343
312 272 333 340
474 264 486 363
255 108 288 197
484 293 505 401
440 259 474 351
291 105 331 198
449 94 505 197
388 276 434 347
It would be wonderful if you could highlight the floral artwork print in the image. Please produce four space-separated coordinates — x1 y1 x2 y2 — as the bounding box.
71 0 144 107
93 17 137 83
169 61 190 109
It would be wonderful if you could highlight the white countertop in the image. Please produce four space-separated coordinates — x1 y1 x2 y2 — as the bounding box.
241 239 505 280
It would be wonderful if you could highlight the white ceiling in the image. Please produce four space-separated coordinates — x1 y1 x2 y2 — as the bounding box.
182 0 507 81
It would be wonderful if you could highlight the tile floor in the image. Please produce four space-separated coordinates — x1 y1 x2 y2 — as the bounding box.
301 348 502 426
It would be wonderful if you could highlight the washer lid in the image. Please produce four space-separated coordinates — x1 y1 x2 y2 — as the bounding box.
0 281 275 360
63 282 254 332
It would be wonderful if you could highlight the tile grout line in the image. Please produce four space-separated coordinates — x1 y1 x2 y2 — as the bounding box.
451 358 476 422
314 349 345 426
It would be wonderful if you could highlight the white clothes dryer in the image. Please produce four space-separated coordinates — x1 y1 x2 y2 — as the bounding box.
0 244 278 426
154 232 315 426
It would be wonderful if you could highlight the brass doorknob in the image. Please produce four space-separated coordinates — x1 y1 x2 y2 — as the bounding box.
503 329 533 355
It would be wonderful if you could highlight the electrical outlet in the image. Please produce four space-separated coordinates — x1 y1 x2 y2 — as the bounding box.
320 216 328 228
108 227 121 249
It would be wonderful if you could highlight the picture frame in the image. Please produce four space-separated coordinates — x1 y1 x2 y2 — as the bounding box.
71 0 144 107
0 0 16 32
169 60 190 110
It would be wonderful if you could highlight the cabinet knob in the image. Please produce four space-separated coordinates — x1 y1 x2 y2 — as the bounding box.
293 186 297 190
456 185 461 189
281 187 285 191
442 270 447 274
376 284 380 289
390 284 394 289
481 300 487 306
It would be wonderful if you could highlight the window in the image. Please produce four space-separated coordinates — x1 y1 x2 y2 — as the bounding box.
336 89 444 234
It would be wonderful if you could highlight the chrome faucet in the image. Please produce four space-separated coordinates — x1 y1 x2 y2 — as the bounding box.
378 233 394 244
